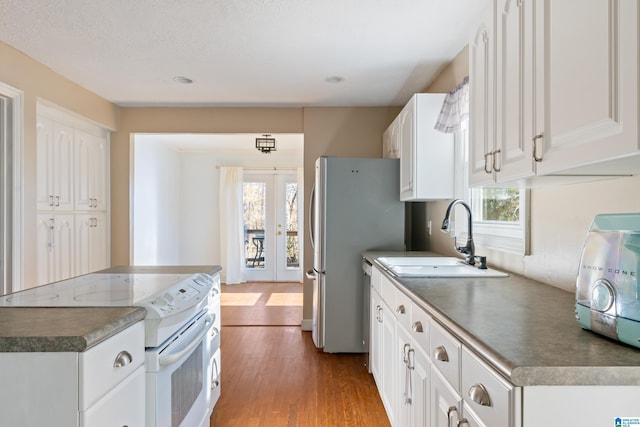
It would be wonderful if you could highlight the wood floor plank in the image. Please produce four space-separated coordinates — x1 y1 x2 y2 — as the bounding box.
221 282 303 326
210 326 390 427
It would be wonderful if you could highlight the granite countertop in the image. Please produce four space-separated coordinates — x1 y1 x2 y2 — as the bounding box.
363 251 640 386
0 307 146 352
0 265 221 353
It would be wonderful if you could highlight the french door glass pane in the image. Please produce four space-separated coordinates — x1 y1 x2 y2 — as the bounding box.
285 182 299 268
243 182 265 269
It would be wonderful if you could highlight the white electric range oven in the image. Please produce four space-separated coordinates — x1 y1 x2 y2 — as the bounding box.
0 272 220 427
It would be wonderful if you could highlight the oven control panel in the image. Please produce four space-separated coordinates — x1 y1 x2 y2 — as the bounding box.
141 274 213 318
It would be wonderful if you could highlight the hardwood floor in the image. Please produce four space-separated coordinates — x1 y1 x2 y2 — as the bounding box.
221 282 303 326
211 283 390 427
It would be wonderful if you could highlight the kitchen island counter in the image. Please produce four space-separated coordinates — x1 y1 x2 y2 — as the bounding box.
0 265 221 352
364 251 640 386
0 306 146 352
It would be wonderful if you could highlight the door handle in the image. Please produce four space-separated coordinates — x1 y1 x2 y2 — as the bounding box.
306 269 317 280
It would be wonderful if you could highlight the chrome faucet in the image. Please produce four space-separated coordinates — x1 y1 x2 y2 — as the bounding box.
441 199 483 267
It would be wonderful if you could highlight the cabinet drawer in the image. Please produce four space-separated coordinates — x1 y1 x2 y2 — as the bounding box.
80 365 145 427
411 302 430 353
430 320 461 393
461 347 514 427
394 289 412 330
380 274 396 308
79 321 145 410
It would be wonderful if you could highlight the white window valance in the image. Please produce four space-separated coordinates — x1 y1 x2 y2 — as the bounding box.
434 76 469 134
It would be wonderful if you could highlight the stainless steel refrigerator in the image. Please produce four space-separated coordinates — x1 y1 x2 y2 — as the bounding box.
308 156 405 353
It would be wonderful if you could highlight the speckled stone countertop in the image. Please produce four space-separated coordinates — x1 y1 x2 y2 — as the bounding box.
0 265 221 353
0 307 146 352
363 251 640 386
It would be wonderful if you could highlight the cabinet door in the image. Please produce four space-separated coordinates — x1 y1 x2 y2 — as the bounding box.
80 365 145 427
37 213 74 285
431 368 462 427
370 287 383 385
495 0 535 183
380 300 397 425
399 102 415 200
395 323 412 427
75 129 107 211
36 118 74 211
383 120 400 159
410 342 430 427
469 6 496 187
75 212 108 276
535 0 639 175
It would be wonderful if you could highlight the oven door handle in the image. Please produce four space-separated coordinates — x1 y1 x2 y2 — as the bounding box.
159 315 214 367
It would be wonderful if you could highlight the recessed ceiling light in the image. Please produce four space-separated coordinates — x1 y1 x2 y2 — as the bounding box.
173 76 193 84
325 76 345 84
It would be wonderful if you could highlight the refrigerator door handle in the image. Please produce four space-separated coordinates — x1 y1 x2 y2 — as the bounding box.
308 183 316 249
305 269 317 280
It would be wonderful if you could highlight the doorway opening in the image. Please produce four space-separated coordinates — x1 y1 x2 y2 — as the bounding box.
243 170 301 282
131 133 303 285
0 83 23 295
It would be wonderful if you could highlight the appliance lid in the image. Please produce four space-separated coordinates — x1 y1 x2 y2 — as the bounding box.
0 273 202 308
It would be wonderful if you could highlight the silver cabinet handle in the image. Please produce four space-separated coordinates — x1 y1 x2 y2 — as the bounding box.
492 149 501 172
396 304 405 315
533 133 544 162
447 406 458 425
48 195 54 206
113 350 133 368
483 152 492 174
468 383 492 407
54 195 60 206
457 419 469 426
376 305 382 323
433 345 449 362
412 321 423 333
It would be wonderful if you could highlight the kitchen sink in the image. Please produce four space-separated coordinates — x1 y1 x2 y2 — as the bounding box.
377 256 508 278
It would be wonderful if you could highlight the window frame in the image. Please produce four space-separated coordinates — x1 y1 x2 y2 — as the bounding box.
453 127 530 255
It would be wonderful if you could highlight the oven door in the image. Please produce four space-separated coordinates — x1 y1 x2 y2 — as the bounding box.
146 310 214 427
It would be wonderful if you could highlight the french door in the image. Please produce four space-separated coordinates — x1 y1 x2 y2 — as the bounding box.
243 171 301 282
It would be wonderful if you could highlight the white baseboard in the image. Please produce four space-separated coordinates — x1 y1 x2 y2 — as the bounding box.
300 319 313 331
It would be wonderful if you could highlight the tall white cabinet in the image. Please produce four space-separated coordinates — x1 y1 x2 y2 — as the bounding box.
36 105 110 285
469 0 640 186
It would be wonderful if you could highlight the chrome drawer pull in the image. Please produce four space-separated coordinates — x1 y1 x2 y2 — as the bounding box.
457 419 469 426
396 304 405 314
468 383 492 407
113 350 133 368
412 321 423 333
433 345 449 362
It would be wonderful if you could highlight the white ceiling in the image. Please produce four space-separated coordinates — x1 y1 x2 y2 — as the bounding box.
0 0 489 107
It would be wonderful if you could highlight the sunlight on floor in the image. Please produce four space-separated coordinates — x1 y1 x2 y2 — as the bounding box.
265 293 304 306
220 293 262 306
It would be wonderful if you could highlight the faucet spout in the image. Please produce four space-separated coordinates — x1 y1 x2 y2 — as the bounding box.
441 199 475 266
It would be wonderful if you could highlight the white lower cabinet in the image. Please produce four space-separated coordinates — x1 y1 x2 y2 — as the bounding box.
370 265 516 427
372 271 432 427
0 321 145 426
431 367 462 427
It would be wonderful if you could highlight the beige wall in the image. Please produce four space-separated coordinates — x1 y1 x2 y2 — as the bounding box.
0 41 118 288
301 107 401 318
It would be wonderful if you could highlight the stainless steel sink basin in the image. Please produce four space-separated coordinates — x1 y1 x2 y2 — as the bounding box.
377 256 508 278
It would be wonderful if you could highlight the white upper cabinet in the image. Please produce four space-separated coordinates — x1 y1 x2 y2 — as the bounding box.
36 117 74 211
535 0 639 176
386 93 454 201
469 6 496 186
75 129 108 211
470 0 639 187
